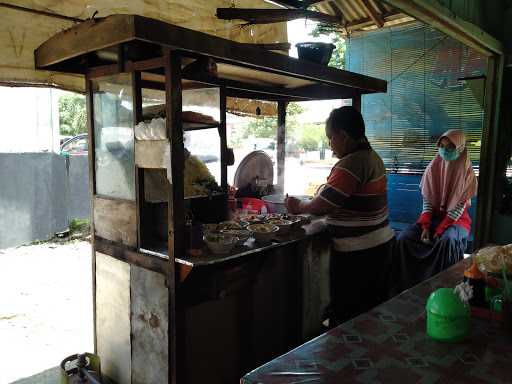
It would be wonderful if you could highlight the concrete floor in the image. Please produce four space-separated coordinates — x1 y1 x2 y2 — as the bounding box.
0 241 93 384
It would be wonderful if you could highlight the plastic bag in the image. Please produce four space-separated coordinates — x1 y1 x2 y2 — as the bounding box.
474 244 512 274
135 117 166 140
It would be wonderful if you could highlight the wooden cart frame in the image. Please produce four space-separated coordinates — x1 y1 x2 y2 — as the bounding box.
35 14 387 384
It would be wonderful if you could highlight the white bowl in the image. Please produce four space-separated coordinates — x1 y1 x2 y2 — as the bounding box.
267 219 293 234
220 229 251 245
247 224 279 243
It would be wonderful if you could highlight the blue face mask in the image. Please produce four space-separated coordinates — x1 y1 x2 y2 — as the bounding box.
438 147 460 161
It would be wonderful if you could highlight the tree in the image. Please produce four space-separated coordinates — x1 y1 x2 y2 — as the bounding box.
232 102 305 143
310 24 345 69
59 93 87 136
297 123 328 151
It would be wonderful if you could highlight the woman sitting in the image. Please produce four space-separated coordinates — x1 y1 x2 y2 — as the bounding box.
395 129 477 291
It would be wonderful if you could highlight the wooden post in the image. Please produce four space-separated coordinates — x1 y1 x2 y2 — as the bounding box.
352 94 362 111
132 71 144 248
85 77 98 352
277 101 287 192
164 49 184 384
220 88 228 190
475 55 504 248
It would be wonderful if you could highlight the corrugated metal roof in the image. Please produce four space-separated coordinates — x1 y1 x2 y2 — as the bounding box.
314 0 413 33
270 0 414 34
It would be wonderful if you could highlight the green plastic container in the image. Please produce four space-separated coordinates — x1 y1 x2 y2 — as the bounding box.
426 288 470 342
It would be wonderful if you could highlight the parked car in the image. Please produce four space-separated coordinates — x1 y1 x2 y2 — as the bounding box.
60 133 219 163
60 133 88 155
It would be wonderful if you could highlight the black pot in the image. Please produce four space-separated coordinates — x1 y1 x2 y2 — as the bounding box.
296 42 336 65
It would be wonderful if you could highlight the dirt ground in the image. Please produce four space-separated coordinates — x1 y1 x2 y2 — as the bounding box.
0 240 93 384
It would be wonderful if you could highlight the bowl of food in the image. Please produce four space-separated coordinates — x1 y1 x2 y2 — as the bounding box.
244 215 266 225
203 233 239 254
217 221 244 231
220 229 251 245
203 223 220 233
247 223 279 243
283 214 307 229
267 219 293 234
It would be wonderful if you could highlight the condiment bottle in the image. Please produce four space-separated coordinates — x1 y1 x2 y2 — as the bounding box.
463 260 486 307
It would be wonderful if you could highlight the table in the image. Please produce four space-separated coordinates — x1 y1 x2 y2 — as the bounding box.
241 260 512 384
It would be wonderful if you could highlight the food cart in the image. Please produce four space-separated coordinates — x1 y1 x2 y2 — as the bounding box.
35 14 387 384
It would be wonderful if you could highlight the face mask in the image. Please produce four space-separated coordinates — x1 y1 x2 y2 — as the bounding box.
438 147 459 161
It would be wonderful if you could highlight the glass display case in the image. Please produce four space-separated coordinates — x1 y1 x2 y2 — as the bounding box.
92 74 135 200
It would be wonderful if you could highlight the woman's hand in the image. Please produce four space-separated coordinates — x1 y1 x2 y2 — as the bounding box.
285 196 302 214
421 228 431 244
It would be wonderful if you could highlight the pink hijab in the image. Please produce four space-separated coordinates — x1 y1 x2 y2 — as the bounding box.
420 129 478 212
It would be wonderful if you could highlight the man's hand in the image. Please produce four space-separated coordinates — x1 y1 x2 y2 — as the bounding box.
285 196 302 214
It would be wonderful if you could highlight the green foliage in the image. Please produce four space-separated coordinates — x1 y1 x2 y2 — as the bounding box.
230 102 305 146
297 123 327 151
244 115 277 139
69 218 90 233
59 93 87 136
310 24 345 69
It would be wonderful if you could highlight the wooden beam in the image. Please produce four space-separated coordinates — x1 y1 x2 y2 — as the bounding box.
382 0 503 56
239 42 292 51
94 237 169 275
216 8 340 25
270 0 325 9
343 10 404 31
0 2 82 22
474 55 504 247
85 76 97 354
35 16 135 69
352 94 362 111
359 0 384 28
277 101 287 192
224 88 296 101
328 1 344 22
36 15 388 94
219 88 228 190
165 48 184 384
184 74 364 100
132 71 144 250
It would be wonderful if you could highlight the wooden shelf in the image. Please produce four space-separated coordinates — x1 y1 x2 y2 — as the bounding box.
184 191 226 200
183 121 220 131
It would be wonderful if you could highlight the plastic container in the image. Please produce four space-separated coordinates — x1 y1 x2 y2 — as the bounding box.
296 42 336 65
463 261 487 307
237 197 267 214
426 288 470 342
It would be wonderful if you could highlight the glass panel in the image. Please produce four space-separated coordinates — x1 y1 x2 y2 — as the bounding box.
227 102 278 186
283 100 339 196
183 87 220 123
142 88 166 120
185 128 221 196
92 74 135 200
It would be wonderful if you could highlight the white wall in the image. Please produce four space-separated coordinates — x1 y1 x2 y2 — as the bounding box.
0 87 60 153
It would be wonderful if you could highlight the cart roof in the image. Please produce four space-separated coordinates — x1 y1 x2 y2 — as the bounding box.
35 14 386 101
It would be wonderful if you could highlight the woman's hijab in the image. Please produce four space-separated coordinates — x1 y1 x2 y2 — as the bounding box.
420 129 478 211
